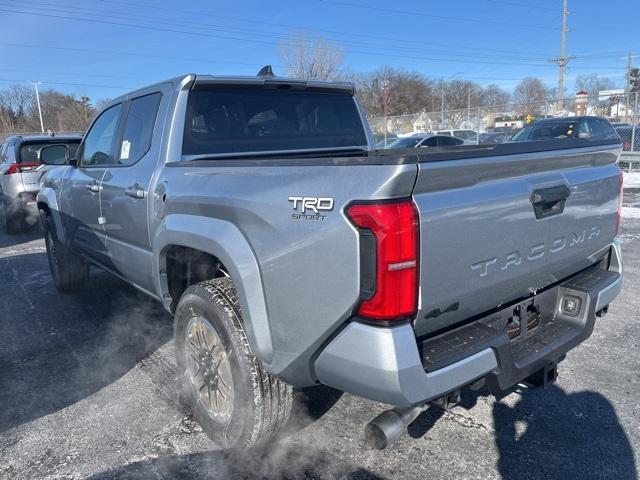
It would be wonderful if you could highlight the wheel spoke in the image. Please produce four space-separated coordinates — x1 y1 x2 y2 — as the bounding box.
200 320 210 349
207 384 214 408
184 316 233 419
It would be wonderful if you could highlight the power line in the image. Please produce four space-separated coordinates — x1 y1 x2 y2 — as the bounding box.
0 42 281 69
0 77 133 90
484 0 557 12
91 0 558 59
0 6 621 70
0 67 148 81
317 0 559 30
4 0 558 63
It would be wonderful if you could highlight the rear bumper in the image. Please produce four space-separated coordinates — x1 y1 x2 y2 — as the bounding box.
315 242 623 406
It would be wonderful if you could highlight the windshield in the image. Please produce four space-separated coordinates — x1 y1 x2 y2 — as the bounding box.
19 141 80 164
510 121 579 142
453 130 477 140
182 86 368 156
386 137 424 149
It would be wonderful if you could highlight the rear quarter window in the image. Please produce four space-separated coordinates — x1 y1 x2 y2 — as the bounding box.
182 87 367 156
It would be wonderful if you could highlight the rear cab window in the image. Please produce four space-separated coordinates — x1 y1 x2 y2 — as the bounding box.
182 86 368 157
118 92 162 165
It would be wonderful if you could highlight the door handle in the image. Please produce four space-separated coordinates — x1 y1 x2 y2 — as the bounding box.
86 183 102 193
125 184 146 199
531 185 570 219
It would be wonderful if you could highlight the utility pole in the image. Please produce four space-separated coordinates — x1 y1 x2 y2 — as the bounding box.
382 79 390 147
625 52 633 123
29 81 44 133
467 87 471 125
440 81 445 126
550 0 574 112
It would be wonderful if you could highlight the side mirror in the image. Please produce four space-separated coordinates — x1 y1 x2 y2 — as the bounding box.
39 144 68 165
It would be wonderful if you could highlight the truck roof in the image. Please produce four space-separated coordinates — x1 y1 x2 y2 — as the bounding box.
110 72 356 104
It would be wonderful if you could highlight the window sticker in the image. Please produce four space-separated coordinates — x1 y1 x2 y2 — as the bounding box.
120 140 131 160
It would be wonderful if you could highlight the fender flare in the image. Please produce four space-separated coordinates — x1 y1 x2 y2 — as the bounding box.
153 214 274 366
36 188 66 244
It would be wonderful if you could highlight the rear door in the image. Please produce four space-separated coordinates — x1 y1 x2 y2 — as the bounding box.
99 89 165 293
61 103 124 263
412 143 621 337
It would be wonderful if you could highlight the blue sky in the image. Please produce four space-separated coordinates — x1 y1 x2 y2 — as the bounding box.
0 0 637 103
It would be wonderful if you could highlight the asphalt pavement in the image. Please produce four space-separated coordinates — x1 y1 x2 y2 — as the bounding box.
0 192 639 479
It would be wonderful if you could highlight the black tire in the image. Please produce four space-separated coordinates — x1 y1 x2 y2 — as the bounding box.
175 278 293 448
43 213 88 293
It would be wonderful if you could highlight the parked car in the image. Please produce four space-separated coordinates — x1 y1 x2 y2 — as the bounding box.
614 126 640 151
374 133 398 148
509 116 619 143
386 134 464 149
0 134 81 233
38 71 623 450
477 131 511 144
436 129 477 141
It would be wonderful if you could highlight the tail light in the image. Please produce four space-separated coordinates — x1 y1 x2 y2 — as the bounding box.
5 162 41 175
346 199 419 322
615 168 623 236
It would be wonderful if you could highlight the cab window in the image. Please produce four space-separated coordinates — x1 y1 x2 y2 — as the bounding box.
118 93 161 165
81 103 123 166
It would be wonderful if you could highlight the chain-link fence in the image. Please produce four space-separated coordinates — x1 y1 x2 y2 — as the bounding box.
369 93 639 157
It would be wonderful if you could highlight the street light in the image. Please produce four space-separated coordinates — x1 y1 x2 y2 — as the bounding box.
382 79 390 147
29 81 44 133
441 72 462 127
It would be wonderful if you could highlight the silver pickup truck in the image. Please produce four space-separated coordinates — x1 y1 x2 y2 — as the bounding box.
37 70 624 450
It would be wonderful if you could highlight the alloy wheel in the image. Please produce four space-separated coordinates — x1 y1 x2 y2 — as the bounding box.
184 316 234 421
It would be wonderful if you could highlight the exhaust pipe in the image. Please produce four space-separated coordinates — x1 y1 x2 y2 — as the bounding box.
364 405 428 450
364 390 462 450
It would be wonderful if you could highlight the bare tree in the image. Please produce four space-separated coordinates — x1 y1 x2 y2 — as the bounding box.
574 74 616 105
513 77 550 114
279 34 344 80
0 84 100 134
350 66 436 117
481 84 510 107
0 91 16 132
441 79 483 127
4 84 36 130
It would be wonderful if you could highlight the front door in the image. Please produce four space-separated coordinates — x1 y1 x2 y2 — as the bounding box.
62 102 124 264
100 91 164 293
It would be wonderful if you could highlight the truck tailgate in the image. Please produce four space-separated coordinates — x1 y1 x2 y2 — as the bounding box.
412 144 621 338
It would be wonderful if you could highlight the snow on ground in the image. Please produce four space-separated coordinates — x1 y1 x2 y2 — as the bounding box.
623 206 640 219
623 172 640 189
622 203 640 220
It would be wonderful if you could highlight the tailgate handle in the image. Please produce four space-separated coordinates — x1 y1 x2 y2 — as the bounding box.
531 185 570 219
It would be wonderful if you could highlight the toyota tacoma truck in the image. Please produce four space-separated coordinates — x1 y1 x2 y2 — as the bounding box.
37 69 624 449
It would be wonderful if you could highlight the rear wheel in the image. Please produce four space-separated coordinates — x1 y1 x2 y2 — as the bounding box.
43 213 88 292
175 278 293 448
